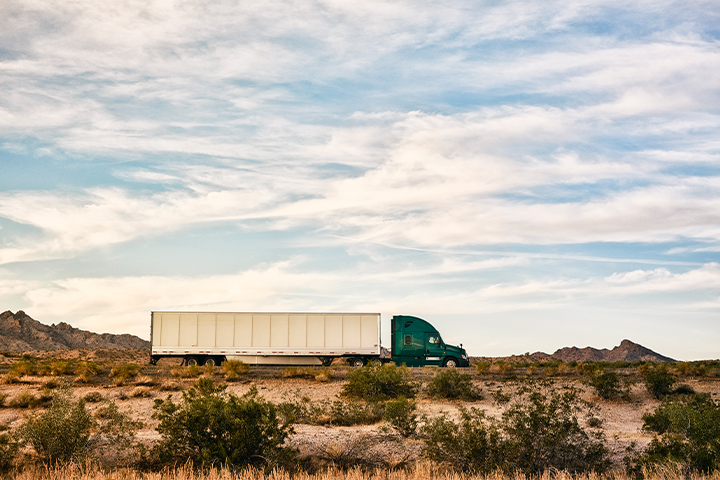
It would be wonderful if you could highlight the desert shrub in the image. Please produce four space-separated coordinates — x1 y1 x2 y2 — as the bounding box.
421 380 610 475
134 375 156 386
501 381 611 475
1 373 21 385
152 378 294 468
586 369 622 400
50 361 74 376
674 362 706 378
75 362 101 384
474 362 490 374
282 366 332 382
342 361 417 401
490 361 514 375
9 391 40 409
18 388 94 465
171 364 200 379
383 396 418 437
38 387 54 405
202 363 216 377
0 425 19 472
491 388 512 405
643 364 677 399
0 393 7 407
329 400 384 426
131 387 152 398
673 384 696 395
109 364 140 385
631 393 720 474
426 369 482 401
83 391 104 403
587 416 603 428
277 396 382 427
421 407 507 473
10 361 35 377
223 360 250 380
158 380 183 391
277 395 328 425
314 369 332 383
41 377 62 389
92 400 144 459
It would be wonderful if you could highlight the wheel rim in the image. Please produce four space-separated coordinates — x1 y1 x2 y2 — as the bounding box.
352 359 364 367
187 358 198 366
446 359 457 368
205 358 216 367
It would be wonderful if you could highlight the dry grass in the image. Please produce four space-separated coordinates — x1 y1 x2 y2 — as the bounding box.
5 463 720 480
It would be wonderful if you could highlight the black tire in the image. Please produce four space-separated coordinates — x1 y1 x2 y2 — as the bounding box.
443 357 458 368
350 357 366 368
186 357 199 366
204 357 216 367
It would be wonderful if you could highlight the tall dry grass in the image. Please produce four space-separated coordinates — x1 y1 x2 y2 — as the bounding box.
7 463 720 480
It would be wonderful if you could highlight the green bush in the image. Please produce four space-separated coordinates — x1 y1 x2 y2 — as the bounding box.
10 361 35 377
50 361 74 376
632 393 720 474
152 378 294 468
9 391 40 409
109 364 140 385
329 400 384 426
0 425 19 472
420 380 610 475
586 369 623 400
421 407 506 473
277 396 382 426
383 396 418 437
342 361 417 402
426 369 482 401
501 382 611 475
643 364 677 399
18 388 94 465
223 359 250 380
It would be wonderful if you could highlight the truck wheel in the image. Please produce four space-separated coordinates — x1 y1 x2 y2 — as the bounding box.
186 357 199 366
350 358 366 368
443 358 458 368
204 357 216 367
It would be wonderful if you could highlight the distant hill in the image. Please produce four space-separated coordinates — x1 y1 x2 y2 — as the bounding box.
550 339 675 363
476 339 675 363
0 310 149 351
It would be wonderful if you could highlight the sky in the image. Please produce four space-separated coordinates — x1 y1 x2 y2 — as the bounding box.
1 0 719 361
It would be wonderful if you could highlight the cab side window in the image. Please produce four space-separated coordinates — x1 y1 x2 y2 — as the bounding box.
428 334 439 345
404 334 412 345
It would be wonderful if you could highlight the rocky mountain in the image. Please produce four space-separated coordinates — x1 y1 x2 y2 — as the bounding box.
477 339 675 363
0 310 149 351
550 339 675 363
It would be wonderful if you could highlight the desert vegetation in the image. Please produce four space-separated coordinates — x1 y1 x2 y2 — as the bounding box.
1 352 720 478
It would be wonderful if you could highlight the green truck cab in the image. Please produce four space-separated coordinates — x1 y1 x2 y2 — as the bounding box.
390 315 469 367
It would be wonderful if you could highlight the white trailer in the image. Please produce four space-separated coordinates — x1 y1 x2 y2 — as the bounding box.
150 311 381 366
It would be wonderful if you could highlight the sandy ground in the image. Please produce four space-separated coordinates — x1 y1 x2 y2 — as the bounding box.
1 354 719 467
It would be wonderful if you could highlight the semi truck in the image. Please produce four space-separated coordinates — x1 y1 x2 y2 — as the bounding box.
150 311 469 368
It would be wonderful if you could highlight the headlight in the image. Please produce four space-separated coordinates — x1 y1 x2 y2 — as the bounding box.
462 354 468 359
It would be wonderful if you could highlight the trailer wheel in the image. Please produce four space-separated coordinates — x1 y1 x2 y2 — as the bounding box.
443 357 458 368
350 357 366 368
186 357 199 366
204 357 216 367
